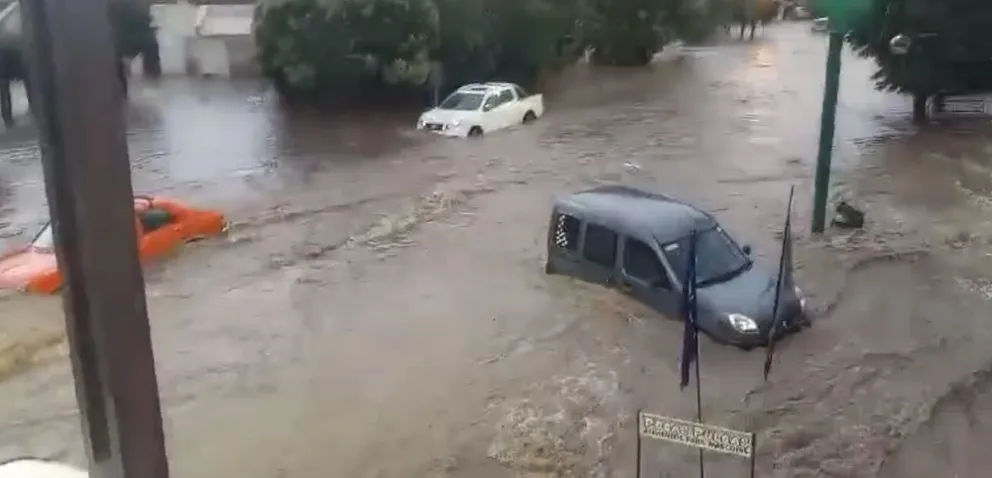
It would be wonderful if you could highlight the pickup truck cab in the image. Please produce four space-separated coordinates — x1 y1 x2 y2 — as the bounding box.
417 82 545 137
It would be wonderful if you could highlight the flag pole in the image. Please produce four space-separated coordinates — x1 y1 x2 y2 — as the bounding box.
679 230 704 478
763 186 795 381
692 230 704 478
635 409 642 478
748 432 757 478
695 343 704 478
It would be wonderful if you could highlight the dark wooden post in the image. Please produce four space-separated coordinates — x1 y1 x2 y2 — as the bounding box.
0 77 12 126
19 0 169 477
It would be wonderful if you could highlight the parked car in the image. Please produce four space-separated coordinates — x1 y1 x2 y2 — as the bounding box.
0 195 226 294
416 82 545 138
544 185 809 349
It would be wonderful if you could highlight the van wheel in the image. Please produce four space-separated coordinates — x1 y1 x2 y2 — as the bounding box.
467 126 483 137
522 111 537 124
544 261 556 275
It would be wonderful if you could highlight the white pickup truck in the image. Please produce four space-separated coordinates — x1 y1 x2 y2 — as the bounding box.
416 82 545 138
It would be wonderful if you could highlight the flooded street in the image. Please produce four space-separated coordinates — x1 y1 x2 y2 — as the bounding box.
5 22 992 477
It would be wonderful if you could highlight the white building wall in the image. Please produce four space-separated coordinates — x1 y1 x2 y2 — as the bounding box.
152 2 199 75
150 1 257 78
188 37 230 77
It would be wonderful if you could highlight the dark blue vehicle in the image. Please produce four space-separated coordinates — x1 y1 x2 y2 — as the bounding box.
545 185 809 349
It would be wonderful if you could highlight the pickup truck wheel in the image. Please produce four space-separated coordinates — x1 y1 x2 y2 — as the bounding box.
467 126 483 137
522 111 537 124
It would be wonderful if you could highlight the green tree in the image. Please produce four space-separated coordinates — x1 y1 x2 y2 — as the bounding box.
726 0 778 40
582 0 671 65
254 0 439 105
337 0 439 86
256 0 581 104
580 0 716 65
253 0 727 105
844 0 992 121
483 0 581 84
431 0 495 88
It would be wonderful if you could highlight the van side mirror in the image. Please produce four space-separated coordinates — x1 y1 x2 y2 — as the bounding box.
742 244 752 255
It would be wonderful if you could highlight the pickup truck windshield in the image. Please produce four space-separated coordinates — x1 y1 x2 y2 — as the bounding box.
662 227 751 287
438 92 485 111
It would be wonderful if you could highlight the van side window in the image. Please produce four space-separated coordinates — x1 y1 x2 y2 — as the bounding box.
583 223 618 268
624 237 671 289
554 213 581 251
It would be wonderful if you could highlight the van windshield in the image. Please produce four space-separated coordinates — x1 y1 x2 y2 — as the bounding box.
661 227 751 287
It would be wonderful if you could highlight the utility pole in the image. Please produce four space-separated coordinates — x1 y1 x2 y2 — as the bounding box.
20 0 169 477
810 30 842 234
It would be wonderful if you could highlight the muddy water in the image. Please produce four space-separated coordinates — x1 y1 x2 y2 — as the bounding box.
3 22 992 477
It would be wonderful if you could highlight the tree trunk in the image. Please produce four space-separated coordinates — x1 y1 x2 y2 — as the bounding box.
117 59 129 96
933 93 946 113
23 76 34 118
0 79 13 127
142 40 162 78
912 92 928 123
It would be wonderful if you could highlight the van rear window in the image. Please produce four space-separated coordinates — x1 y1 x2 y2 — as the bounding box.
554 213 580 251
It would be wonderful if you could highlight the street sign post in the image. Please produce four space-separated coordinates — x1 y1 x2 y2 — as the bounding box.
810 0 870 233
20 0 170 477
811 30 843 234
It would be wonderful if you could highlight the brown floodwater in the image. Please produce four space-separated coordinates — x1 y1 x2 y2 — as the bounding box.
2 21 992 478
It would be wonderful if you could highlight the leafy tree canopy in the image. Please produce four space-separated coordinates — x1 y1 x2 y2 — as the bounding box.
844 0 992 95
255 0 727 105
255 0 439 103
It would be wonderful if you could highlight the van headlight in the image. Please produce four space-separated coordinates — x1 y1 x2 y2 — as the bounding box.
728 313 759 334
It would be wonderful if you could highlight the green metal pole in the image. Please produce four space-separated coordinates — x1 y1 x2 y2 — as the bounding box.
811 31 844 233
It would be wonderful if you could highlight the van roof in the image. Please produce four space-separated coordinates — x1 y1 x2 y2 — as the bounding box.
554 185 716 244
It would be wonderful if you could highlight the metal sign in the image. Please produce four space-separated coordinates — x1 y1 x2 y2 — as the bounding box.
638 412 754 458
